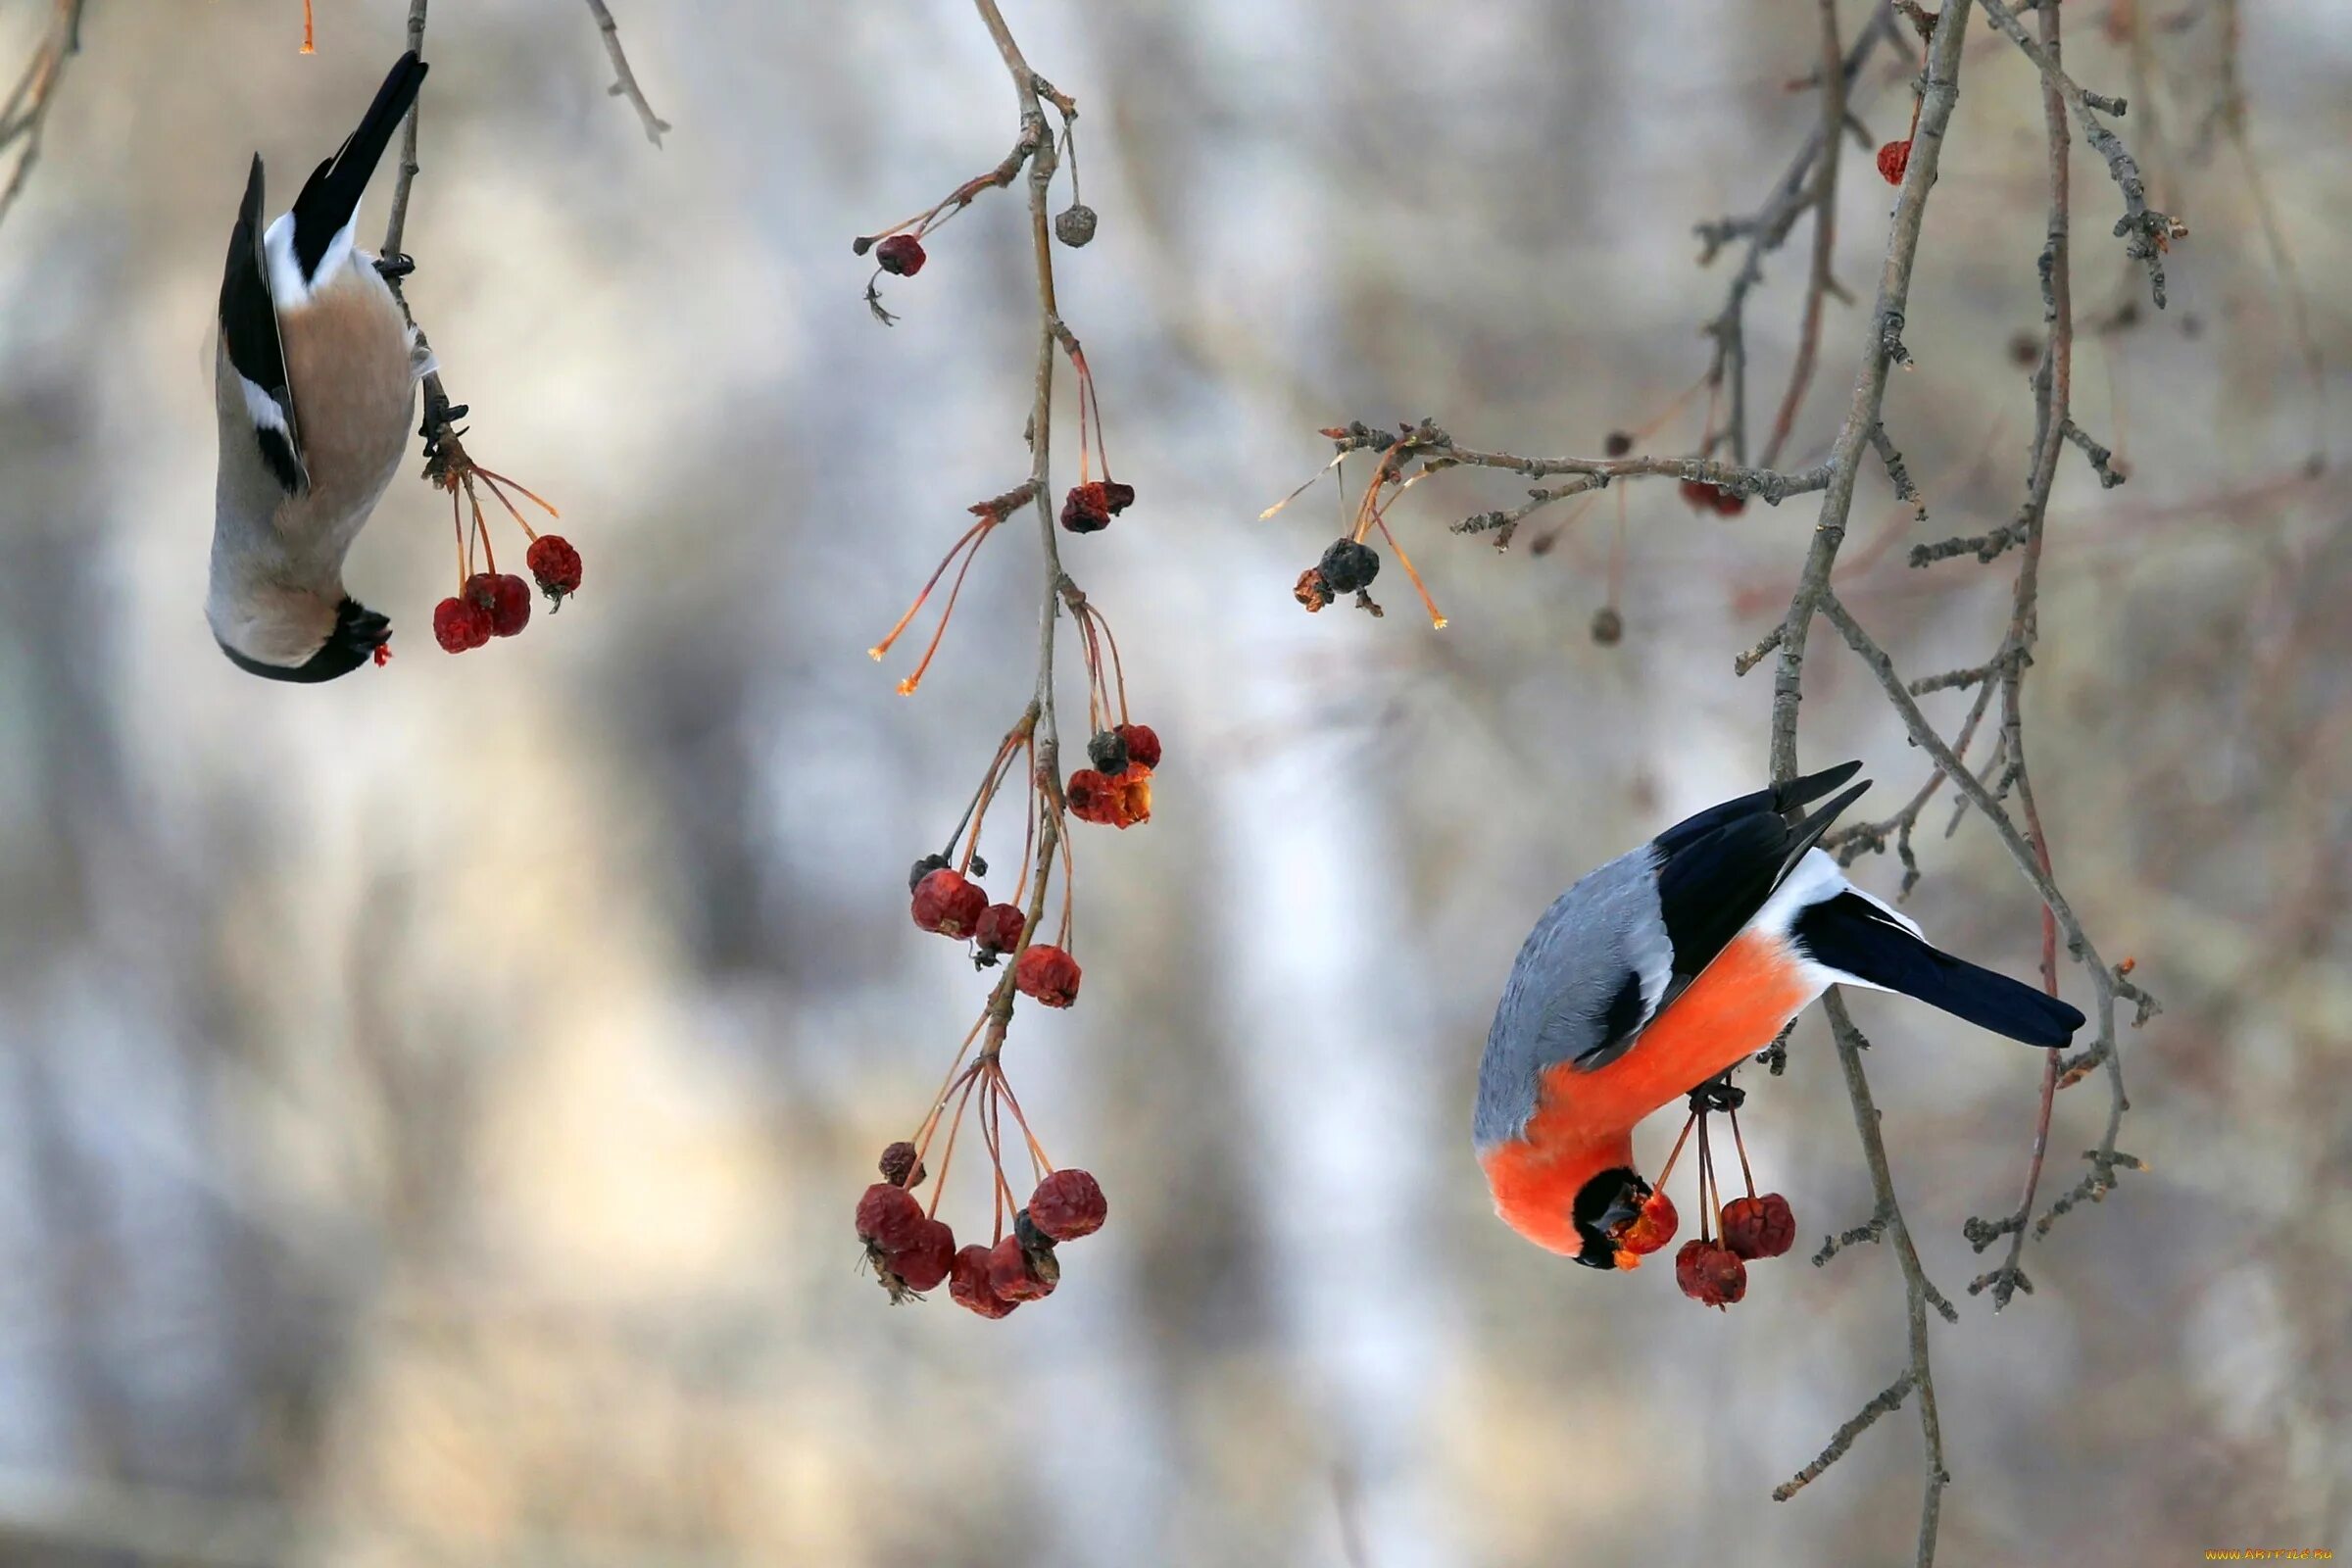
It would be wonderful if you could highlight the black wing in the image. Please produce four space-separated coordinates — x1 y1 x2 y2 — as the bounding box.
220 155 307 493
1648 760 1870 989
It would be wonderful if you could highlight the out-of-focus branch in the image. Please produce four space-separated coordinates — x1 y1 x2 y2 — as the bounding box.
0 0 85 236
1978 0 2184 307
582 0 670 146
1698 1 1896 465
1757 0 1853 470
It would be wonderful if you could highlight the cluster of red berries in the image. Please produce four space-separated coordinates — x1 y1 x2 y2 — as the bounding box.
1295 535 1382 612
858 1143 1107 1318
433 536 583 654
1607 1084 1802 1307
1066 722 1159 830
1606 1182 1797 1307
1677 479 1748 517
1877 138 1912 186
1673 1193 1796 1307
909 860 1084 1006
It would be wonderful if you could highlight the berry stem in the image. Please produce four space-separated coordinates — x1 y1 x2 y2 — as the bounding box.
474 468 554 543
1368 510 1448 630
992 1067 1054 1179
920 1061 985 1222
1654 1107 1700 1192
1729 1102 1758 1200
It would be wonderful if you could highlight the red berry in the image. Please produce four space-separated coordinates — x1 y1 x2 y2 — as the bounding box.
889 1215 956 1293
1069 766 1150 829
855 1182 925 1253
1677 478 1717 514
371 640 393 667
1066 768 1119 826
987 1235 1054 1301
1114 723 1161 770
487 573 533 636
1014 945 1082 1008
1712 489 1749 517
949 1244 1017 1319
1061 482 1112 534
1674 1240 1749 1307
878 1140 926 1189
910 867 989 938
875 233 926 276
431 595 492 653
1722 1193 1797 1260
973 903 1027 955
1877 138 1911 186
1028 1168 1106 1241
1619 1188 1678 1256
526 535 583 606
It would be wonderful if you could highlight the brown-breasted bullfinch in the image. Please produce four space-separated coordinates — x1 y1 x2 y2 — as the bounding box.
210 51 430 682
1474 761 2083 1267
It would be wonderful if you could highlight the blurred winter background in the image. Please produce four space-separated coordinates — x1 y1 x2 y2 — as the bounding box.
0 0 2346 1563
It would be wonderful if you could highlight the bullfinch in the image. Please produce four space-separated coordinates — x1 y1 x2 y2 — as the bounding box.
209 51 430 682
1474 761 2083 1267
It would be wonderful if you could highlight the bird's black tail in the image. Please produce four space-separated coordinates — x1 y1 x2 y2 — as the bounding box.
288 51 428 280
1794 893 2084 1047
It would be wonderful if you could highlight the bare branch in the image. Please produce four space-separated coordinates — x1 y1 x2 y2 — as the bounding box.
582 0 670 146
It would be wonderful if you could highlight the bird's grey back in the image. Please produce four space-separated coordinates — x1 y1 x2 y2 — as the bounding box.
1473 845 1671 1150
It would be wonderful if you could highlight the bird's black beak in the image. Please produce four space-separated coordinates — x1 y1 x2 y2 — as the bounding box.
1569 1166 1654 1271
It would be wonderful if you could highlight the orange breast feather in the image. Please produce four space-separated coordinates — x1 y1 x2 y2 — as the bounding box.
1482 930 1817 1254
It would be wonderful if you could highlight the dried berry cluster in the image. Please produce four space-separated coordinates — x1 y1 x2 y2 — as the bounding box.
852 63 1139 1319
1066 721 1158 830
1603 1083 1799 1309
424 447 580 656
858 1142 1109 1319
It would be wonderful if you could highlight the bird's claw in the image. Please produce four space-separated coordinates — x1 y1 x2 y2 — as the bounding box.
374 252 416 281
1688 1078 1746 1114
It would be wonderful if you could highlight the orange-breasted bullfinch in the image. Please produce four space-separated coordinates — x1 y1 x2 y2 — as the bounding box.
210 51 431 682
1474 761 2083 1268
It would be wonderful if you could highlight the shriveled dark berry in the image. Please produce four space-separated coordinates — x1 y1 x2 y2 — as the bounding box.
1087 729 1130 775
1591 606 1624 646
1604 430 1635 457
1318 537 1381 595
879 1141 926 1189
1061 482 1112 533
907 852 951 894
1102 480 1136 514
1054 203 1098 247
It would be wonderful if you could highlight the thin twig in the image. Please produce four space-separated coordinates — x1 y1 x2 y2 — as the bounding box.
0 0 85 236
581 0 670 146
